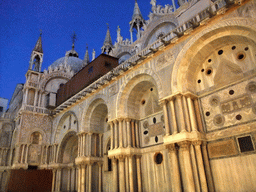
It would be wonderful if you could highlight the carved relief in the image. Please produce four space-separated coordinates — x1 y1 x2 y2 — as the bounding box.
201 77 256 132
28 145 41 164
155 48 177 71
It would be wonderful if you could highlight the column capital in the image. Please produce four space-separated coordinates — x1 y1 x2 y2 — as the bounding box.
192 140 202 146
166 144 177 152
88 132 93 136
117 118 124 122
117 155 126 161
135 155 142 159
184 92 198 100
125 118 132 122
178 141 191 150
113 119 118 124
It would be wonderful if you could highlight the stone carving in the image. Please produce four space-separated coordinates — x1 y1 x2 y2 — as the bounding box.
28 145 41 163
109 83 118 97
155 48 176 71
148 122 164 136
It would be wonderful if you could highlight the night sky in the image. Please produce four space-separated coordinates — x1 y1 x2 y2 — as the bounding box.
0 0 178 103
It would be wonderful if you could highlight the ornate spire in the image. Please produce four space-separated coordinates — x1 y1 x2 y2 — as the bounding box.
84 45 90 65
132 0 143 20
71 31 77 50
33 30 43 53
130 0 145 42
101 24 114 54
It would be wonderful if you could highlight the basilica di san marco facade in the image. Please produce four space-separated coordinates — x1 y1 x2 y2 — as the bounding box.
1 0 256 191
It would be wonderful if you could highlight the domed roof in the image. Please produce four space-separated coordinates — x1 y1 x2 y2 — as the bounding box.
50 56 84 73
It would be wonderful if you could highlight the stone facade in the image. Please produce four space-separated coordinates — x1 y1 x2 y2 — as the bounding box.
1 0 256 192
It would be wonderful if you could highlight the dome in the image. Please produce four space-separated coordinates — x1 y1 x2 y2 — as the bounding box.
50 56 84 73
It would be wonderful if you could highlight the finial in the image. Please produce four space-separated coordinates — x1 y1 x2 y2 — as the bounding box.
40 29 42 37
71 31 77 50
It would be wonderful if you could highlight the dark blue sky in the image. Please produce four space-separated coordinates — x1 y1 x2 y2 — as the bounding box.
0 0 177 102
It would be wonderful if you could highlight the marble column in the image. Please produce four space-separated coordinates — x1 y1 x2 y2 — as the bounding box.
99 134 103 157
112 158 118 192
20 145 25 163
114 120 118 149
179 142 195 192
119 156 126 192
56 168 62 191
81 164 86 192
88 163 92 192
125 157 130 192
119 119 123 148
202 142 215 192
88 133 93 156
183 96 191 132
194 99 204 133
110 122 114 150
131 120 136 147
187 96 198 132
162 100 171 135
168 144 182 192
52 169 56 192
98 163 103 192
169 98 178 134
25 145 29 163
83 133 86 156
136 155 142 192
176 94 187 132
126 119 132 147
135 120 140 147
129 156 134 192
67 168 71 191
194 141 208 192
78 135 81 156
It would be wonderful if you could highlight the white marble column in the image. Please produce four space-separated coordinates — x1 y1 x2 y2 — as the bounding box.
131 120 136 147
136 155 142 192
110 122 114 150
125 157 130 192
81 164 86 192
78 135 81 156
114 120 118 149
98 163 103 192
67 168 71 191
194 141 208 192
169 98 178 134
126 119 132 147
135 120 140 147
176 94 187 132
179 142 195 192
168 144 182 192
88 133 93 156
187 96 198 132
183 95 191 132
52 169 56 192
118 119 123 148
20 145 25 163
129 156 134 192
88 163 92 192
194 99 204 132
99 134 103 157
112 158 118 192
202 142 215 192
119 157 126 192
162 100 171 135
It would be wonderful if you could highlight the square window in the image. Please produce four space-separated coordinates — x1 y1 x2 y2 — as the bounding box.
237 136 254 153
0 106 3 112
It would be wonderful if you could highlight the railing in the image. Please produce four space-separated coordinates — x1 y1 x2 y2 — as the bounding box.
24 105 51 115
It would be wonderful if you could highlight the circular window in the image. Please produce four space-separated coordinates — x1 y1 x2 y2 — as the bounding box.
198 79 201 84
141 99 146 105
206 68 213 75
229 90 235 95
154 153 163 164
201 69 204 72
208 59 212 63
210 96 220 107
244 47 249 51
63 125 66 129
236 114 242 120
206 112 210 116
246 81 256 93
232 46 236 50
74 120 77 124
237 52 246 61
144 131 149 135
150 88 154 91
155 136 158 143
218 50 223 55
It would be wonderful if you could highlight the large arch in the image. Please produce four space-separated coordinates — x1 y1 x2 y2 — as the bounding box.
81 94 109 133
54 111 79 143
116 69 163 118
171 17 256 94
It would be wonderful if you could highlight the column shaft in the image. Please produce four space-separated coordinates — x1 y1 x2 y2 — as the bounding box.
112 159 118 192
187 97 198 132
119 119 123 148
183 96 191 132
114 121 118 149
119 158 126 192
194 143 208 192
52 170 56 192
131 121 136 147
176 95 187 132
163 101 171 135
135 121 140 147
88 164 92 192
110 122 114 150
136 156 142 192
168 145 182 192
98 164 102 192
127 120 132 147
129 156 134 192
194 99 204 132
169 99 178 134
